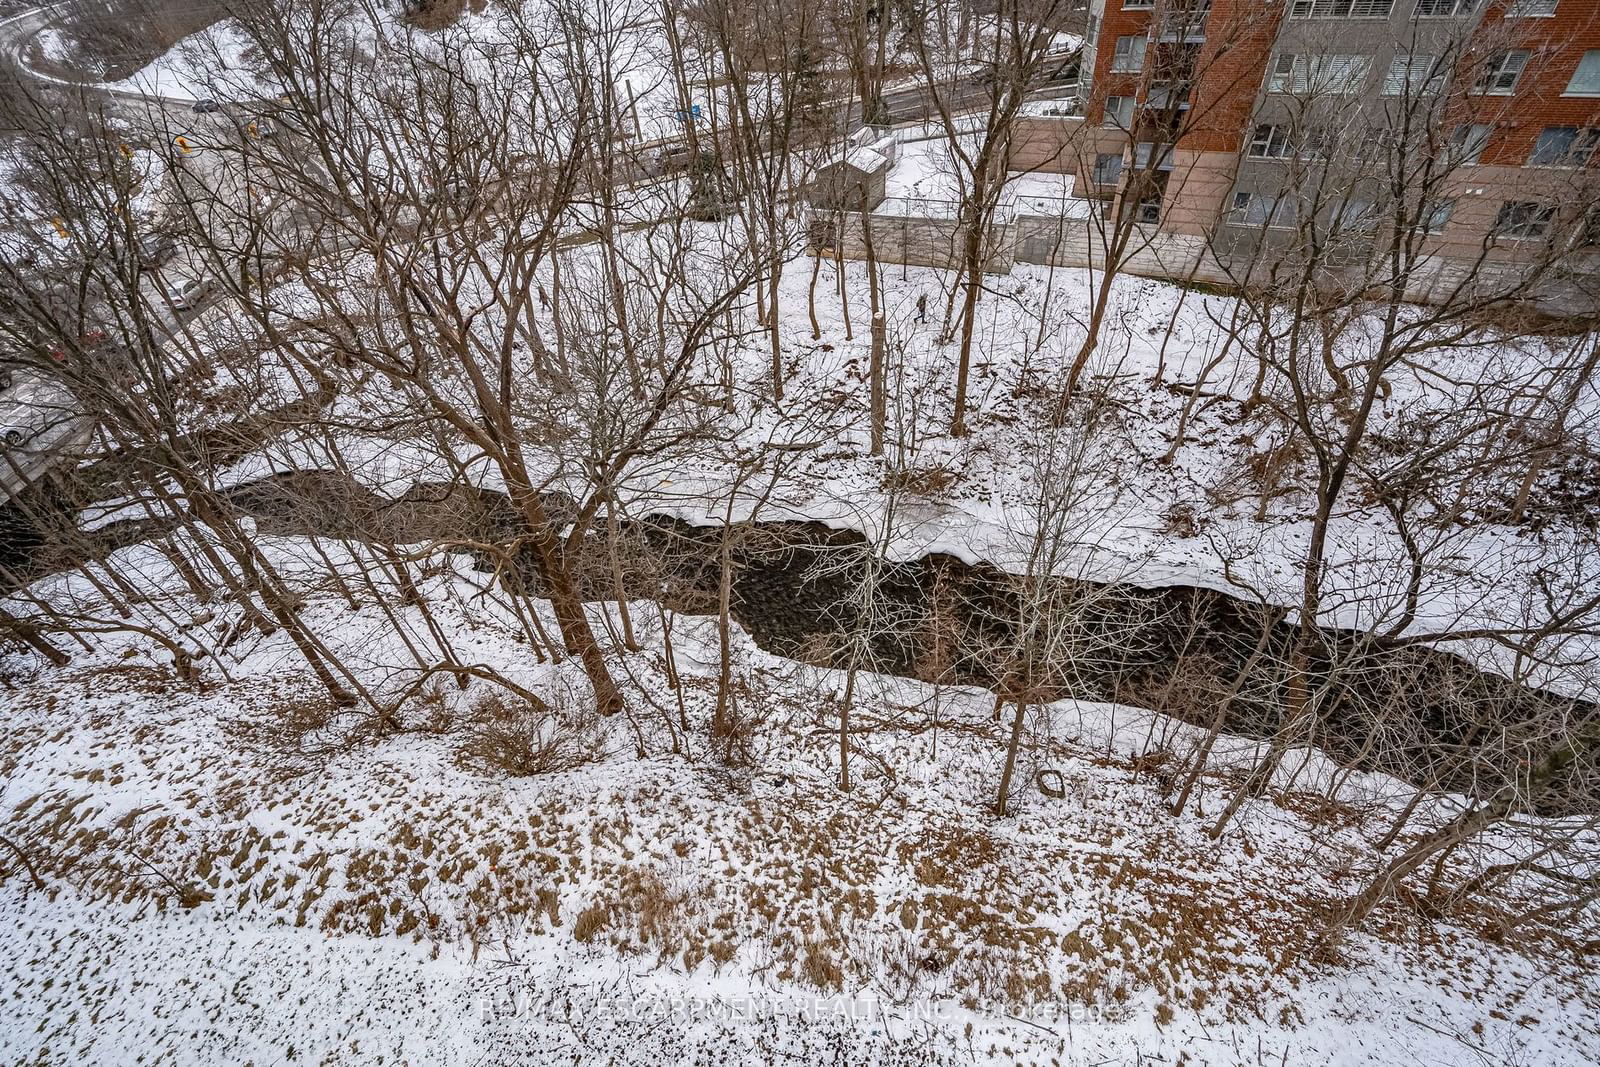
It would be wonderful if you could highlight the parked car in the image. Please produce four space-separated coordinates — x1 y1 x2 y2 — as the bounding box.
167 276 215 312
192 98 221 114
648 142 696 177
138 233 177 272
421 178 486 221
0 369 80 455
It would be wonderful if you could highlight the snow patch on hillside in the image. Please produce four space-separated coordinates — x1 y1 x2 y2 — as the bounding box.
1 564 1596 1065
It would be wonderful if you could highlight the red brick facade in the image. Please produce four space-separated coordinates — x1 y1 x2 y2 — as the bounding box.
1085 0 1283 155
1468 4 1600 167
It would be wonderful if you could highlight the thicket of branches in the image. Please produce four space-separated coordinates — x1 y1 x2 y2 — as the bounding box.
0 0 1598 949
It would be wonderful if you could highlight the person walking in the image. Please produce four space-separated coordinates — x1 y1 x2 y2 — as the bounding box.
915 292 928 323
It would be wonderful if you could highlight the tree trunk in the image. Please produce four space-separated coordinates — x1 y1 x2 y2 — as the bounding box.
839 664 855 791
1334 722 1600 934
995 698 1026 816
950 253 982 437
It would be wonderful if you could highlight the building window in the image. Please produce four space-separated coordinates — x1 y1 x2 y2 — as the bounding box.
1248 124 1295 159
1092 153 1125 185
1507 0 1557 13
1354 127 1392 158
1449 123 1492 164
1136 198 1162 224
1580 207 1600 247
1416 0 1478 14
1156 7 1209 44
1270 54 1372 94
1147 82 1192 111
1289 0 1392 14
1231 191 1299 227
1492 200 1555 238
1528 126 1599 166
1566 51 1600 96
1383 54 1442 95
1476 50 1530 94
1333 196 1379 234
1133 141 1175 171
1102 95 1135 128
1420 199 1454 235
1111 35 1147 73
1123 0 1155 7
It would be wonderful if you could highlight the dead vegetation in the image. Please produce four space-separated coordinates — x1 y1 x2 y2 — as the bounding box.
2 653 1596 1042
880 461 958 498
458 690 606 777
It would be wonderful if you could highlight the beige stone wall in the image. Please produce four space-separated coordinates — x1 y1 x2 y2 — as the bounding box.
1011 214 1230 282
1159 150 1238 237
832 215 1016 274
1010 116 1085 175
826 206 1595 312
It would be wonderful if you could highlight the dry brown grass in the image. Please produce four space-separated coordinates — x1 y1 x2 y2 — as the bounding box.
801 937 843 992
620 866 686 948
573 903 609 943
1160 500 1202 538
20 659 1578 1034
880 462 957 498
399 0 486 32
458 691 604 777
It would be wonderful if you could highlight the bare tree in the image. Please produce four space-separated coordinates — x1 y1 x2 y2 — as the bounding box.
903 0 1078 434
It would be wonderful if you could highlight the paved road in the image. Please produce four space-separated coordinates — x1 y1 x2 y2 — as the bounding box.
0 3 219 114
0 4 245 501
0 2 1080 502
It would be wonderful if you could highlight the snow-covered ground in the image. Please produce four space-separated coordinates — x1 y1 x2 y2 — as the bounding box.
192 241 1600 703
89 0 777 151
7 198 1599 1067
100 18 267 102
4 3 1599 1062
3 564 1596 1066
874 130 1091 220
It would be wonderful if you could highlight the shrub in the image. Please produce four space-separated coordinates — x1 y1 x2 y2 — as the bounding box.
881 462 957 498
459 691 605 777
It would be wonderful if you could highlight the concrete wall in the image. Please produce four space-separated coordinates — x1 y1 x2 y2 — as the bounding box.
826 204 1223 284
1010 115 1086 174
824 196 1599 314
1011 211 1224 282
809 162 888 213
829 213 1017 274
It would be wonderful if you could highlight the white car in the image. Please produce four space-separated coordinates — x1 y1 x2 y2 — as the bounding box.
167 276 215 311
0 367 94 503
0 369 83 456
649 142 696 177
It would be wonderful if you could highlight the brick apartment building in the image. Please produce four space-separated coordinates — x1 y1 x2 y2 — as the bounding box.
1054 0 1600 305
809 0 1600 309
